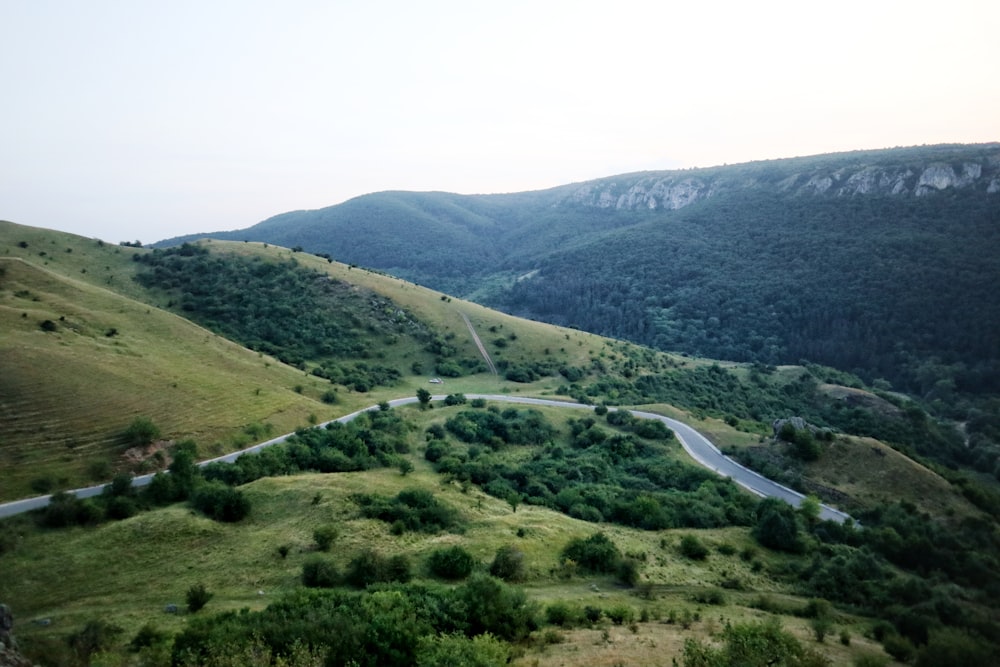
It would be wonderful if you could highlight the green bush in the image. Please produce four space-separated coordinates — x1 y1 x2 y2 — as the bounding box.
190 482 251 522
123 416 161 447
489 545 527 582
415 632 510 667
186 583 213 613
545 602 583 627
882 633 916 663
679 534 709 560
313 525 338 552
606 605 635 625
458 574 539 642
617 556 641 587
561 532 622 573
345 549 411 588
427 545 476 580
301 557 339 588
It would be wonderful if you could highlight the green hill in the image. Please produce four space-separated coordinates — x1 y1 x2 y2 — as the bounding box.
3 219 1000 666
155 144 1000 405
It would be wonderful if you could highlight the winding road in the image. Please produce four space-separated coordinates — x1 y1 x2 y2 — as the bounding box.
0 394 851 523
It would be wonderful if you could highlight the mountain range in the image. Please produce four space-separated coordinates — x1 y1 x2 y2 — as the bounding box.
158 143 1000 399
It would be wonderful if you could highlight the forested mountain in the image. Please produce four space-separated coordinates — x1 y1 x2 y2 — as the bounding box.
157 144 1000 398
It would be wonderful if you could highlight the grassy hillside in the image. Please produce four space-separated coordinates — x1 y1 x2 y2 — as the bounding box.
3 220 999 665
1 404 909 667
0 254 336 500
0 222 619 501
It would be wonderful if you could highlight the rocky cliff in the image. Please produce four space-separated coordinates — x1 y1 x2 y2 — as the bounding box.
564 144 1000 211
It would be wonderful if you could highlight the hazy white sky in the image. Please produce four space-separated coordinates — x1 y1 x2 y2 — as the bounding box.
2 0 997 243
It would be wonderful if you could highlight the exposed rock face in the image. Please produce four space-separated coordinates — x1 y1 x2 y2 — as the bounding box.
563 146 1000 212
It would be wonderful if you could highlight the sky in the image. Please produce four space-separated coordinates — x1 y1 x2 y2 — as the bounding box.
1 0 997 243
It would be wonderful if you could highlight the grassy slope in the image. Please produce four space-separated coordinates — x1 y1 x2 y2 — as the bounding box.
0 222 622 500
2 404 898 666
1 222 979 517
0 255 336 500
1 222 978 664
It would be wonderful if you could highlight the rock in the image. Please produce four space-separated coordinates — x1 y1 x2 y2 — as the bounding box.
164 604 178 614
0 604 34 667
772 416 806 434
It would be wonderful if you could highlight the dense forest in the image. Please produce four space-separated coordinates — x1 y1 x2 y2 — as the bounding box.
133 244 435 390
492 189 1000 398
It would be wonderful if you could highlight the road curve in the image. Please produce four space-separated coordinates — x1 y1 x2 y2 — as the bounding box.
0 394 851 523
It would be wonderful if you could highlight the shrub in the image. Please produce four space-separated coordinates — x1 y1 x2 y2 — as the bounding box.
617 556 641 587
123 416 161 447
583 606 603 623
428 545 477 580
882 633 916 663
313 525 338 552
186 583 213 613
68 620 123 665
345 549 411 588
606 605 635 625
38 492 103 528
190 482 250 522
416 631 510 667
545 602 581 627
679 534 709 560
458 574 539 642
561 532 621 573
129 623 167 652
301 558 339 588
489 545 527 582
691 588 726 605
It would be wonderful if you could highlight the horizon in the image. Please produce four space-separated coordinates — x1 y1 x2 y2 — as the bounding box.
2 1 998 243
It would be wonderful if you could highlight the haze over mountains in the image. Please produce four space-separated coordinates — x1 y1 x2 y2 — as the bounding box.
159 144 1000 398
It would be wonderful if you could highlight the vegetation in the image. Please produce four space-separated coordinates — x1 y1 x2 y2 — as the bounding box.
134 243 432 383
3 205 1000 665
430 406 757 529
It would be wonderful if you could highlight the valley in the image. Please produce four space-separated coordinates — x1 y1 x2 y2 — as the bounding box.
3 142 1000 666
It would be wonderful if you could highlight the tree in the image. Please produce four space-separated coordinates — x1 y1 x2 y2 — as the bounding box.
507 493 521 513
186 583 213 613
417 388 432 409
753 498 804 553
798 495 822 526
561 532 622 573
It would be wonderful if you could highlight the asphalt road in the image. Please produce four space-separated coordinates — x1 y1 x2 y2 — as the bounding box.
0 394 852 523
